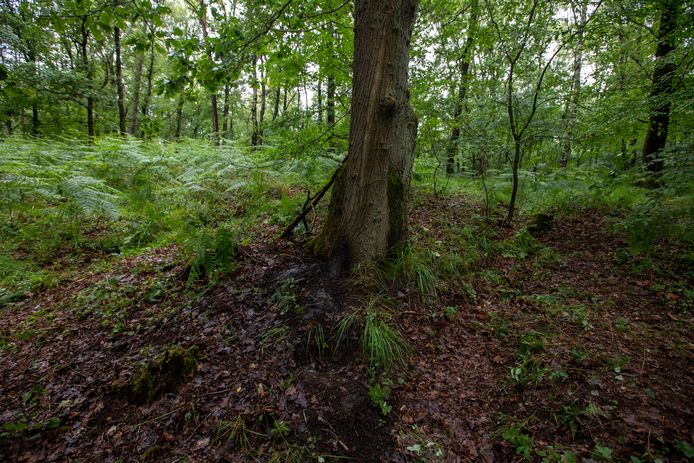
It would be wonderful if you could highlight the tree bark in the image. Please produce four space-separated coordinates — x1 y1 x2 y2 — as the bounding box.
114 26 127 135
446 0 478 175
80 18 94 138
317 77 323 123
642 0 679 172
129 45 144 135
560 0 586 168
326 74 336 126
199 0 219 144
222 79 231 138
272 87 281 121
142 44 155 121
315 0 419 272
259 58 267 142
251 55 260 146
175 96 184 139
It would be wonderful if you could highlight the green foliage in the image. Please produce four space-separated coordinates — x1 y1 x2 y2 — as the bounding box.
368 381 393 416
334 308 410 373
362 311 411 372
592 440 613 461
271 277 303 314
386 243 438 299
185 225 238 284
501 425 536 460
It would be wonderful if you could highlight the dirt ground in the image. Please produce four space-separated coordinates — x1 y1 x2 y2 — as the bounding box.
1 194 692 462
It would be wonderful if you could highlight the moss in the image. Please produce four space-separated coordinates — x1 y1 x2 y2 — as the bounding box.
527 213 554 237
127 344 199 402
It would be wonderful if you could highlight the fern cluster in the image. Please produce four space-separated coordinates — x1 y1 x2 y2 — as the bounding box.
0 137 333 295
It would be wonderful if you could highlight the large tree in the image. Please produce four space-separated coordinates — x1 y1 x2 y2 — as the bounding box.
315 0 419 272
641 0 680 172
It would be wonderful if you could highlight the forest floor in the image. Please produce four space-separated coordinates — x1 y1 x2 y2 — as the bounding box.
1 192 692 463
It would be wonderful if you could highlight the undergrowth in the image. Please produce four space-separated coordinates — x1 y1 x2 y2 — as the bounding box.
0 137 334 295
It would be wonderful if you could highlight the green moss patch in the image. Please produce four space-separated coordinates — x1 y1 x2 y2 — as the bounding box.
127 344 199 402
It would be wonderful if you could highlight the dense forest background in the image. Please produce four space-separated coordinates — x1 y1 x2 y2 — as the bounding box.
1 0 691 166
1 0 693 462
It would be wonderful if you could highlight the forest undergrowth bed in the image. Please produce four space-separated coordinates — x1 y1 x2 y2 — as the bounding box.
1 192 692 462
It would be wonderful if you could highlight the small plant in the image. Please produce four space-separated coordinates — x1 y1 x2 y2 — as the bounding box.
185 225 238 284
501 425 535 460
261 326 290 355
214 416 253 448
271 277 303 314
386 243 437 299
362 311 411 372
615 317 629 332
334 311 360 351
269 419 290 440
305 323 328 359
402 424 445 462
443 306 458 320
1 417 61 439
592 440 613 461
486 311 509 337
368 382 393 416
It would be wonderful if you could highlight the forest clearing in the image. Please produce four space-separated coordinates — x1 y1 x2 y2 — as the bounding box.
1 0 693 462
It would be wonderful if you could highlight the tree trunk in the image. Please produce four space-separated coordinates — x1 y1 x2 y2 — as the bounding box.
222 79 230 137
114 26 127 135
272 87 281 121
259 58 267 142
80 19 94 138
446 0 478 175
317 77 323 123
505 138 521 225
26 47 39 136
560 0 586 168
642 0 679 172
199 0 219 144
251 55 259 146
142 44 155 120
31 104 39 136
326 74 336 125
282 86 288 112
129 45 144 135
316 0 419 272
175 96 184 139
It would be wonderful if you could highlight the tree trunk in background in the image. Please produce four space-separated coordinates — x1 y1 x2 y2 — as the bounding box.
560 0 586 168
326 74 336 125
251 55 259 146
26 46 39 136
317 78 323 123
80 19 94 138
446 0 478 175
129 45 144 135
642 0 679 173
282 87 288 112
272 87 280 121
175 96 184 139
259 58 267 142
222 79 230 138
141 44 155 122
114 26 127 135
316 0 419 272
199 0 219 144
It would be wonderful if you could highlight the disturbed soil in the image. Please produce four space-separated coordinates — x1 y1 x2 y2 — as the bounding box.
1 194 692 462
